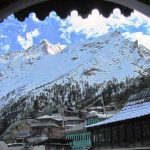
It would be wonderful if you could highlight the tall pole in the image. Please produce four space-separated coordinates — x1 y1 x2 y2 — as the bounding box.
101 96 107 118
62 107 65 128
61 97 65 128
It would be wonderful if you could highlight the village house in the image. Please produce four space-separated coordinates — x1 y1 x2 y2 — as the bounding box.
64 107 79 116
16 131 30 143
64 116 83 129
33 137 72 150
87 103 116 114
87 88 150 149
86 111 114 126
65 122 91 150
65 110 115 150
36 115 60 127
50 114 83 129
31 115 64 138
64 107 86 119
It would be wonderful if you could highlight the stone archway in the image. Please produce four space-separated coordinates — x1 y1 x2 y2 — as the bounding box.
106 0 150 18
0 0 150 22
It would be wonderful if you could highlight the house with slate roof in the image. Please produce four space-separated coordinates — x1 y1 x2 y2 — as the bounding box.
16 131 30 143
31 115 64 138
86 111 114 126
65 122 91 150
87 88 150 149
33 137 72 150
50 114 83 129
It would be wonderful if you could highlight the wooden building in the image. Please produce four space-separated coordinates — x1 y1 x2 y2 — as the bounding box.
36 115 59 125
33 138 72 150
31 115 64 138
87 105 115 113
65 123 91 150
64 107 85 119
16 131 30 143
86 111 114 126
87 89 150 149
65 111 114 150
31 122 64 138
50 114 83 129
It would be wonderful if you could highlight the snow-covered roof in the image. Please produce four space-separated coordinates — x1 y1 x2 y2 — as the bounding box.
65 123 85 133
97 113 114 118
50 114 82 121
87 106 104 110
36 115 51 120
31 122 60 128
87 89 150 128
64 116 82 121
87 111 114 118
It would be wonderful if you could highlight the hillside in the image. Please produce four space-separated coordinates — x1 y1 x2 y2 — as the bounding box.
0 31 150 121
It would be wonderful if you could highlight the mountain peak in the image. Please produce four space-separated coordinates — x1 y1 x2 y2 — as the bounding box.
40 39 49 45
24 39 62 56
0 31 150 107
40 39 62 55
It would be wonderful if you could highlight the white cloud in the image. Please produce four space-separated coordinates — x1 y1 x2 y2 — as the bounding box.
57 9 150 47
17 29 40 49
3 45 10 52
59 10 110 40
0 34 7 38
22 24 27 32
123 32 150 49
30 13 40 22
106 9 150 29
148 28 150 34
50 11 61 21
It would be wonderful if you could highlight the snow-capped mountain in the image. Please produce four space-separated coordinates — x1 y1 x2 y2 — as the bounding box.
0 31 150 107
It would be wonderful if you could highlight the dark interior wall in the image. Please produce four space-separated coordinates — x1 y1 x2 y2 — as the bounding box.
0 0 133 22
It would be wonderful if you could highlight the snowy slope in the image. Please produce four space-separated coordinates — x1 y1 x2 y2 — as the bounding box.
0 31 149 107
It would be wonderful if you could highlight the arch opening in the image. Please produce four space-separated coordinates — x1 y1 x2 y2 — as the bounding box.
0 0 150 22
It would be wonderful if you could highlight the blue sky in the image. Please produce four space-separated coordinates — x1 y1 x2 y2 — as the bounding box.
0 9 150 55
